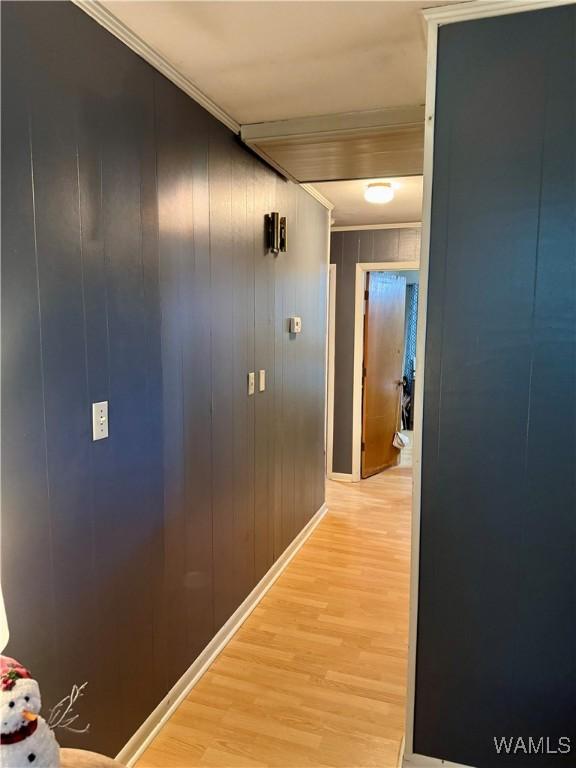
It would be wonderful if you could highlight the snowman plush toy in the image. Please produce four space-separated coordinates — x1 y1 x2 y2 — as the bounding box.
0 656 60 767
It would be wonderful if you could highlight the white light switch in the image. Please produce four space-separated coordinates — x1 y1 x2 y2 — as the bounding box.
289 316 302 334
258 369 266 392
248 372 255 396
92 401 109 441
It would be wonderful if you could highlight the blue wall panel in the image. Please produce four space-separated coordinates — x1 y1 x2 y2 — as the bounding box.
415 7 576 766
1 1 327 756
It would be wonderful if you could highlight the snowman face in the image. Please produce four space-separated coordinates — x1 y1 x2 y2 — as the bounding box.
0 681 41 735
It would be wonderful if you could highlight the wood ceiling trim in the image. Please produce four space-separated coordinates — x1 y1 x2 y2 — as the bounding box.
247 127 424 183
242 107 425 183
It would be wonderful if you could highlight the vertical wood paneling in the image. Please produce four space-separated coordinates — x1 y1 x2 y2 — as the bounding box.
72 8 154 750
301 200 326 531
231 146 256 604
21 2 103 748
517 16 576 740
332 231 358 474
278 181 298 553
312 205 329 515
73 13 128 752
209 129 233 630
291 193 307 539
1 1 328 757
253 164 275 580
415 7 576 766
155 76 188 694
137 77 164 724
182 99 214 669
96 35 162 746
298 197 314 533
272 177 286 562
154 74 214 695
0 0 60 705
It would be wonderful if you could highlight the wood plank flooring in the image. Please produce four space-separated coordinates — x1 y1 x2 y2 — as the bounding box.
136 469 412 768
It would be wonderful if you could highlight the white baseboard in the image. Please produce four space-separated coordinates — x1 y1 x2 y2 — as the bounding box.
328 472 355 482
397 735 406 768
116 502 329 767
403 753 474 768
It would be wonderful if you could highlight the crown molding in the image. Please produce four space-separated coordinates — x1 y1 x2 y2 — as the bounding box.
300 184 335 211
71 0 240 134
331 222 421 232
424 0 575 25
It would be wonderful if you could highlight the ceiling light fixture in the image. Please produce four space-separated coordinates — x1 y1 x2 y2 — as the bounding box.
364 182 394 204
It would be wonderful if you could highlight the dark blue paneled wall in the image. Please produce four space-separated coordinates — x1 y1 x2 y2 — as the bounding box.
415 6 576 766
1 1 327 756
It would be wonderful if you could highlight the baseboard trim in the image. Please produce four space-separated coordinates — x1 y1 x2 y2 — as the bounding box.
116 501 329 767
328 472 355 482
403 753 474 768
397 735 406 768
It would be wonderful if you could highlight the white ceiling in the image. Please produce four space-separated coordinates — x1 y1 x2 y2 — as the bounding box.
99 1 443 225
100 1 450 124
316 176 423 228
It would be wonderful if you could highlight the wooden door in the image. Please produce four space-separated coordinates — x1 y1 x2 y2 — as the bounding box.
361 272 406 478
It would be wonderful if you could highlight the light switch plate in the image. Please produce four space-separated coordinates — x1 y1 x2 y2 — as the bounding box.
248 372 255 396
259 369 266 392
289 316 302 334
92 401 109 441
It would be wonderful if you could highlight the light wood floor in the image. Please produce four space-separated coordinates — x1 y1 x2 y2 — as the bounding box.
137 469 412 768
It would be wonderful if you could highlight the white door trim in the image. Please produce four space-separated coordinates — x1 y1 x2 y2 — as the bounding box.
351 260 419 482
404 2 574 766
403 5 438 758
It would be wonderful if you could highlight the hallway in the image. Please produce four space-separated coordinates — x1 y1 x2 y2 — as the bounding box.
137 469 412 768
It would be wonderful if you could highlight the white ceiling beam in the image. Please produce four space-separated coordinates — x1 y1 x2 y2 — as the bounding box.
331 222 421 232
424 0 575 25
241 106 425 144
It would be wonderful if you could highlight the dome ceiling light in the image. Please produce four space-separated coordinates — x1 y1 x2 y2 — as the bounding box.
364 182 395 204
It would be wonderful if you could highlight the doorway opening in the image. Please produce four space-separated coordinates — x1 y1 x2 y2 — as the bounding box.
361 268 419 477
351 260 420 481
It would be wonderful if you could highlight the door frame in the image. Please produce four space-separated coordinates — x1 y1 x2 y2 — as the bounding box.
352 260 419 482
